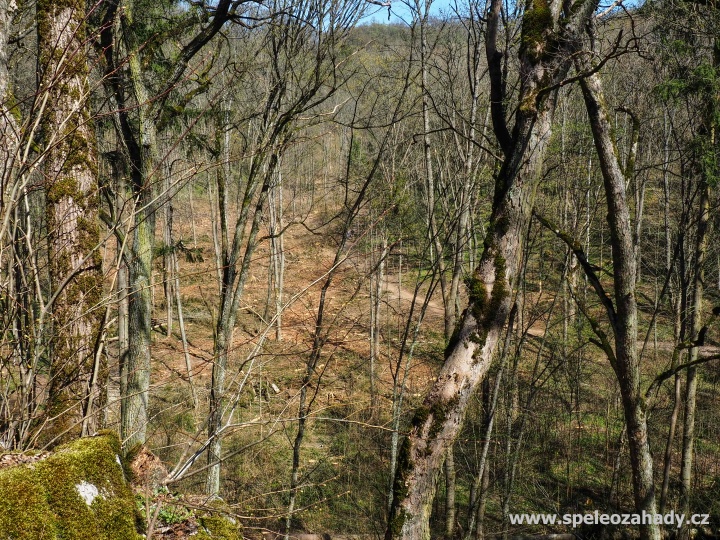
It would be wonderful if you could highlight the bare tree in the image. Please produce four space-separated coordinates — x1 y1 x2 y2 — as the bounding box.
385 0 600 535
204 0 367 497
577 66 659 540
98 0 235 452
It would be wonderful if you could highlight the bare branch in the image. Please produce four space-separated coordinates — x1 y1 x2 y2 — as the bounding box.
534 211 617 331
646 353 720 397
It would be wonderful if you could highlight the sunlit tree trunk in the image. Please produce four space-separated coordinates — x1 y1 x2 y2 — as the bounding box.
384 0 598 535
38 0 103 441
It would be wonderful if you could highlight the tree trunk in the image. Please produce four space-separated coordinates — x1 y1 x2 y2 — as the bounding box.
38 0 103 441
206 156 272 497
384 0 598 534
387 272 437 514
122 41 158 452
417 0 450 340
659 111 678 514
268 173 285 341
465 311 513 540
123 198 155 451
173 248 197 410
0 0 17 151
448 2 484 337
444 447 456 540
659 373 681 513
579 70 660 540
679 30 717 534
163 171 175 338
98 0 234 452
370 235 388 417
679 176 711 538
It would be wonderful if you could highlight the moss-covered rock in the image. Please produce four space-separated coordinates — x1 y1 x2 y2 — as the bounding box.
196 513 243 539
193 498 243 540
0 432 141 540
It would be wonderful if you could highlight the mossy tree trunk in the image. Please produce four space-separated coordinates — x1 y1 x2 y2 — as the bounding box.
116 0 160 453
38 0 103 442
384 0 599 537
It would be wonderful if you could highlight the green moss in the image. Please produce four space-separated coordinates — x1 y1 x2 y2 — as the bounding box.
427 396 459 441
388 506 408 538
466 253 510 349
411 405 430 430
0 466 55 538
0 433 140 539
197 514 243 539
5 88 22 125
521 0 554 62
466 274 488 324
194 500 243 539
387 437 413 538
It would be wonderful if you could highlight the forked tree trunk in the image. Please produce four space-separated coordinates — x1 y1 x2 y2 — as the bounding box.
206 155 273 497
99 0 234 453
384 0 598 536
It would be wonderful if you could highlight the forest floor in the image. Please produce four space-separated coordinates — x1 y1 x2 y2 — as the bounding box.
100 187 720 538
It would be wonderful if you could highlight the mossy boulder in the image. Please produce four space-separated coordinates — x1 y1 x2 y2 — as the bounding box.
196 513 243 539
0 432 140 540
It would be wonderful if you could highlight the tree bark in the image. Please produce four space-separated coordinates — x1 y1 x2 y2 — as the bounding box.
579 70 660 540
384 0 598 536
99 0 232 453
121 9 159 451
444 446 456 540
38 0 103 441
679 171 711 539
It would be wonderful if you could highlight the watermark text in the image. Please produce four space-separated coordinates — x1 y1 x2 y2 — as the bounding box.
508 511 710 529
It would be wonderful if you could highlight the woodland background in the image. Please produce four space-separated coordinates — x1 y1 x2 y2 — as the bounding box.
0 0 719 538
